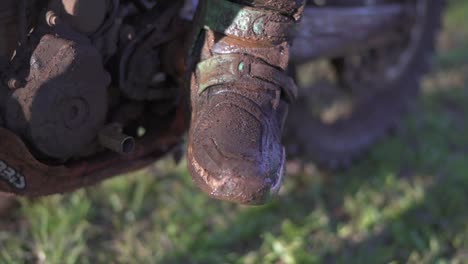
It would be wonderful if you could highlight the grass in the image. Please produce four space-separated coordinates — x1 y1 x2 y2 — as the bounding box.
1 1 468 263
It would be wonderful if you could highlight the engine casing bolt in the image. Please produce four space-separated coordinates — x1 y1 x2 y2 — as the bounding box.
46 11 59 27
7 78 23 90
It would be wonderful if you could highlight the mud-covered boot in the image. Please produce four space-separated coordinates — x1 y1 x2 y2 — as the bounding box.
187 0 305 204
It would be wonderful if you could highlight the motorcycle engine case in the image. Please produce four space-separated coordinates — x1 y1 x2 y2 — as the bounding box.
5 34 109 160
0 0 190 197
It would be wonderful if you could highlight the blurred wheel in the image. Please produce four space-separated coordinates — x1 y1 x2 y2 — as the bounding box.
285 0 445 168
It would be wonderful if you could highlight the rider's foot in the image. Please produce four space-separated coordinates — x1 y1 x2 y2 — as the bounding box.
187 0 305 204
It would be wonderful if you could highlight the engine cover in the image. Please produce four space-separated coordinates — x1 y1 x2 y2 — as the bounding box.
6 34 109 160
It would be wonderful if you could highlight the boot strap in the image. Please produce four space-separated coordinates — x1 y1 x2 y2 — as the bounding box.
196 54 298 102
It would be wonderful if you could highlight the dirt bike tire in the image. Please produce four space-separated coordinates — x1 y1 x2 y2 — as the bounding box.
284 0 445 169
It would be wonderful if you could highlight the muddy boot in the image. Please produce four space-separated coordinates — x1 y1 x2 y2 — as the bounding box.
187 0 305 204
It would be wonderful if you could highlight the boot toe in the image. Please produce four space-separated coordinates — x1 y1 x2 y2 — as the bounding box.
188 99 285 205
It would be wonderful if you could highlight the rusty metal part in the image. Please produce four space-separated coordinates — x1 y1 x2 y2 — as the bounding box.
99 123 135 155
49 0 108 34
5 34 109 160
285 0 444 168
0 99 188 196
